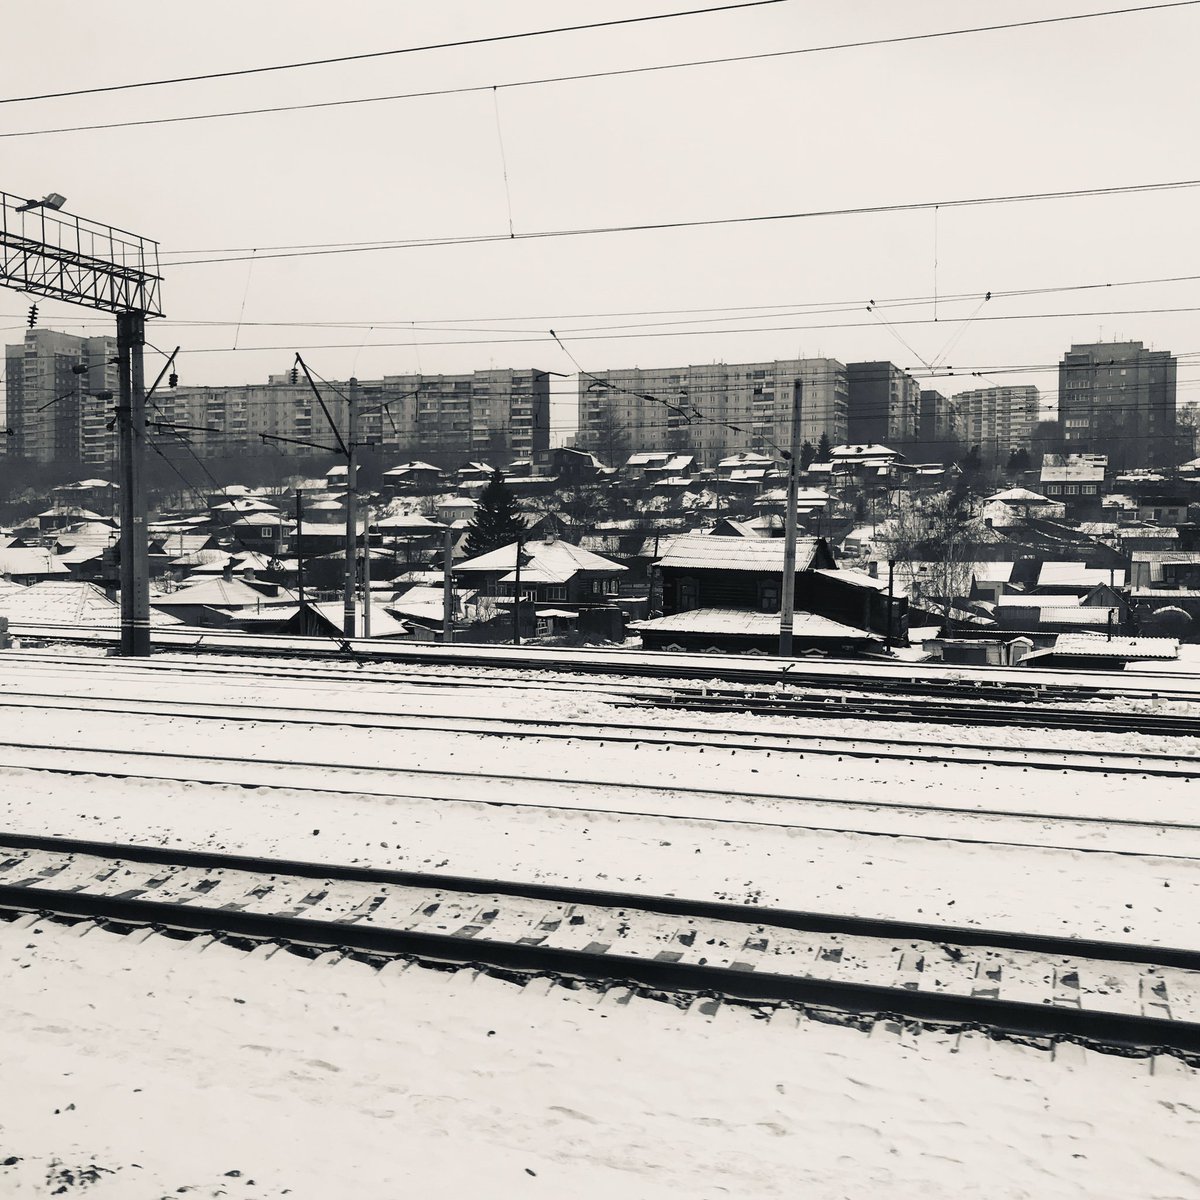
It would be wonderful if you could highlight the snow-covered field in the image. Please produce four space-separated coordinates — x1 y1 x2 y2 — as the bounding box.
2 647 1199 1197
2 916 1198 1200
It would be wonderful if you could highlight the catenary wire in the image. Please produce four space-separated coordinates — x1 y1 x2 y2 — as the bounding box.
3 2 1196 137
0 1 784 106
160 178 1200 266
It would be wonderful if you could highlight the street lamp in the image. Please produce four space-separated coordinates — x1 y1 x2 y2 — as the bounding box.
15 193 67 214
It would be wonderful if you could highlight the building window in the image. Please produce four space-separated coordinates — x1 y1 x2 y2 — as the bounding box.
759 582 780 612
679 577 699 611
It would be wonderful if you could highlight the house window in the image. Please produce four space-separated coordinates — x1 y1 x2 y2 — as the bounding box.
260 526 273 538
679 577 699 611
759 582 780 612
544 585 567 601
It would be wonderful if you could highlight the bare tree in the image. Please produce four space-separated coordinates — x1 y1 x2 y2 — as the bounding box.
875 490 981 629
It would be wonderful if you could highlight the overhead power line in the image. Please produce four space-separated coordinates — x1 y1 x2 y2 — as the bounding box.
5 2 1198 138
163 178 1200 266
0 1 784 107
10 269 1200 331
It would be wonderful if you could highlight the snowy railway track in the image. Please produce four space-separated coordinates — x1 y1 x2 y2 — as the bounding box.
644 692 1200 737
0 686 1193 778
14 628 1200 702
4 734 1200 860
2 833 1198 1056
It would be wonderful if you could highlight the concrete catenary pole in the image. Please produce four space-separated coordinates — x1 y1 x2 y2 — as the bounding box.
342 377 358 638
116 310 150 656
362 502 372 638
442 523 455 644
778 378 803 658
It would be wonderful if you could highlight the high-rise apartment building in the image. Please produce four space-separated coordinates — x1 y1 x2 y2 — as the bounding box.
160 368 549 467
846 362 921 446
1057 341 1177 469
918 389 957 447
576 358 848 463
4 329 119 464
950 385 1040 464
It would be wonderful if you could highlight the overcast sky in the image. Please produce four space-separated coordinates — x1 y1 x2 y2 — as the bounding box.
4 0 1200 442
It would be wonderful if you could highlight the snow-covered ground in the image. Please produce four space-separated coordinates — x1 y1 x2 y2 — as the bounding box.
3 647 1199 1196
2 916 1197 1200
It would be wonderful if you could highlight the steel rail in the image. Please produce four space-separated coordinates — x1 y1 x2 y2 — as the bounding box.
2 832 1198 1053
0 687 1192 777
12 624 1200 701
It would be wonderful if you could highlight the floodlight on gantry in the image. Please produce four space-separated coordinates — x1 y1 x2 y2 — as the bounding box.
0 188 162 316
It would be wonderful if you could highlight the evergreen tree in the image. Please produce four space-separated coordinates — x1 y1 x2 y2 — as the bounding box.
799 440 816 469
816 431 832 460
463 472 527 558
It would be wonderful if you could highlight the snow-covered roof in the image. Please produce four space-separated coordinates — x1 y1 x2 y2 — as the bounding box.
0 549 70 577
376 513 441 532
1041 459 1106 484
718 452 774 468
1037 563 1125 588
655 533 822 573
151 577 289 610
0 581 179 627
383 461 441 475
630 607 879 640
812 567 888 591
987 487 1051 504
308 601 411 637
456 538 625 577
211 498 280 514
829 443 900 462
995 593 1091 609
1041 633 1179 660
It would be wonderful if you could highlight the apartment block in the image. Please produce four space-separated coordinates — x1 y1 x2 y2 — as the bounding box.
846 362 921 446
576 358 848 464
4 329 119 465
1058 341 1177 469
950 385 1040 463
159 368 549 467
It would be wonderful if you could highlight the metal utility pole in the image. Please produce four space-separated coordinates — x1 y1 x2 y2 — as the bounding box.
778 379 803 657
362 502 372 638
343 377 359 638
0 189 162 656
442 523 455 644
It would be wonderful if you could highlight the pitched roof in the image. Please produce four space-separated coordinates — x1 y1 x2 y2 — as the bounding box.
308 601 410 638
0 581 179 626
654 533 821 573
987 487 1052 503
0 548 70 577
150 576 289 609
455 538 626 576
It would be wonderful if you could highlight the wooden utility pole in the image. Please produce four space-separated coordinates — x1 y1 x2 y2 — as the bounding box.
778 379 803 657
512 530 523 645
442 523 455 643
343 377 359 638
295 490 305 622
116 310 150 656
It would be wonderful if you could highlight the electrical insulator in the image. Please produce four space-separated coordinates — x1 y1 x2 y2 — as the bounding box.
290 367 299 385
27 304 38 328
168 372 178 388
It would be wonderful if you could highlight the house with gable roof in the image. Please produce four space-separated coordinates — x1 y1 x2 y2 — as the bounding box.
632 532 902 654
